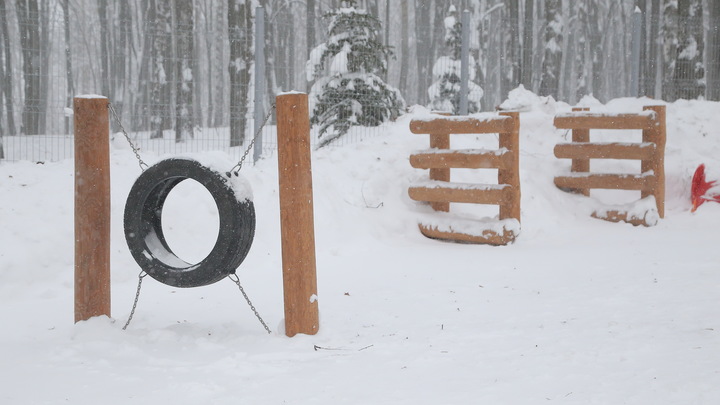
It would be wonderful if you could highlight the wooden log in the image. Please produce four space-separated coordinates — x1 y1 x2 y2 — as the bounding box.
498 111 520 221
642 105 666 218
428 132 450 212
591 209 659 227
418 224 517 245
410 116 513 135
276 93 319 337
408 182 511 205
409 149 513 169
554 142 657 160
74 95 111 323
570 107 590 196
554 173 653 191
554 112 656 130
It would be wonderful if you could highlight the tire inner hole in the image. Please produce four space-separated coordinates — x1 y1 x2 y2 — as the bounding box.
161 178 220 265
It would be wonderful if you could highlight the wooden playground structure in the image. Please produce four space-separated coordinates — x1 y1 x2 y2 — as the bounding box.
553 105 666 226
408 112 521 245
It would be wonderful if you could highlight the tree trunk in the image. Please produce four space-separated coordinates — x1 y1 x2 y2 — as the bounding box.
150 0 173 138
521 0 534 88
307 0 315 92
98 0 111 99
575 0 588 101
1 2 15 136
16 0 41 135
228 0 252 147
175 0 195 142
62 0 74 134
415 0 432 104
502 0 521 99
540 0 562 97
399 0 409 97
645 0 661 97
708 0 720 100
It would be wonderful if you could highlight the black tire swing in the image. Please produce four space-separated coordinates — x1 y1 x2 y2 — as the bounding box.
124 158 256 288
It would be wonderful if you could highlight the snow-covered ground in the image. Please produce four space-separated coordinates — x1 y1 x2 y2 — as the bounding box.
1 91 719 404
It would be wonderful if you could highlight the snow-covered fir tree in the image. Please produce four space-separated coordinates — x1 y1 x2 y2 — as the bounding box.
306 0 404 148
428 5 483 114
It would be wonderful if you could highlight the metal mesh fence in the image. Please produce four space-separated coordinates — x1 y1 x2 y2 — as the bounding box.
0 1 718 162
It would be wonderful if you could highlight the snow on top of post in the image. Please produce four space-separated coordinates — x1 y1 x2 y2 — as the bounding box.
278 90 306 96
75 94 107 99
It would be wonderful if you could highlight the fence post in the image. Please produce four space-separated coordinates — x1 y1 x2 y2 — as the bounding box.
276 92 319 337
571 107 590 196
74 95 111 323
643 105 665 218
630 6 642 97
498 111 520 221
253 6 266 163
459 10 470 115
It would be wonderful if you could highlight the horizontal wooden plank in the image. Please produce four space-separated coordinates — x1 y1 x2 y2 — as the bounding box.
409 181 511 205
554 142 656 160
554 173 654 191
410 116 514 135
591 209 658 227
410 148 513 169
554 112 656 130
418 223 517 245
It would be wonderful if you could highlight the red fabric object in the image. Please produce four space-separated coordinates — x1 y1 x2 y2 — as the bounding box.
691 164 720 212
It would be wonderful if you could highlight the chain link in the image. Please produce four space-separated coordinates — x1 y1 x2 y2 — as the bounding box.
108 103 148 171
228 274 272 334
122 271 148 330
227 103 276 176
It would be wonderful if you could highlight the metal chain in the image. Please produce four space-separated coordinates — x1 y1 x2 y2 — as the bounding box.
122 271 148 330
227 103 276 176
108 103 148 171
228 274 272 334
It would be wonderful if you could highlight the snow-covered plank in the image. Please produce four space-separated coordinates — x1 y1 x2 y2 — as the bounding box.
554 142 656 160
410 148 512 169
591 196 660 227
409 180 511 205
554 172 654 191
554 111 657 130
417 216 520 246
410 116 514 135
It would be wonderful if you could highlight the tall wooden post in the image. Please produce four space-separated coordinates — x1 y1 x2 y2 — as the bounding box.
643 105 666 218
429 112 451 212
74 95 111 323
276 93 319 337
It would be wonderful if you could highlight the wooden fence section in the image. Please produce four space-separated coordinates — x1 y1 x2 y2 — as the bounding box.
553 105 666 225
408 112 520 245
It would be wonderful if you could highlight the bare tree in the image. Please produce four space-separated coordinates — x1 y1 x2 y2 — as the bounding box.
16 0 42 135
150 0 173 138
671 0 704 100
540 0 562 97
62 0 74 134
228 0 252 147
175 0 195 142
521 0 534 88
502 0 520 99
708 0 720 100
415 0 432 104
0 1 15 136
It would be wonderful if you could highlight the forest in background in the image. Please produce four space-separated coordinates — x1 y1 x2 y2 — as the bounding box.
0 0 717 143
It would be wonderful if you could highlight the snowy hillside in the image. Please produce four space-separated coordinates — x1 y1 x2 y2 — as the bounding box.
1 92 719 404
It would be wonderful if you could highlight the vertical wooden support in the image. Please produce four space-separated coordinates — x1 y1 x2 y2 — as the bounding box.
429 132 450 212
276 93 319 337
74 96 111 323
498 112 520 221
571 107 590 196
642 105 666 218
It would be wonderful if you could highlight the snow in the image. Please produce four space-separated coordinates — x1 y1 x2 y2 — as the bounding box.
1 91 720 403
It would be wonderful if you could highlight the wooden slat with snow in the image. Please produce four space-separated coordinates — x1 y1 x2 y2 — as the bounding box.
410 148 513 169
554 173 655 191
408 181 512 205
554 142 657 160
418 224 518 245
554 112 657 130
410 116 513 135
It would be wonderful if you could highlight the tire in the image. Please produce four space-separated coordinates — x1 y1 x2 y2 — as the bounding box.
124 158 255 288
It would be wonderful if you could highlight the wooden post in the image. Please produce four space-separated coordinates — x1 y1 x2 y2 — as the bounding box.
498 112 520 221
571 107 590 196
642 105 666 218
429 112 451 212
276 93 319 337
74 95 111 323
